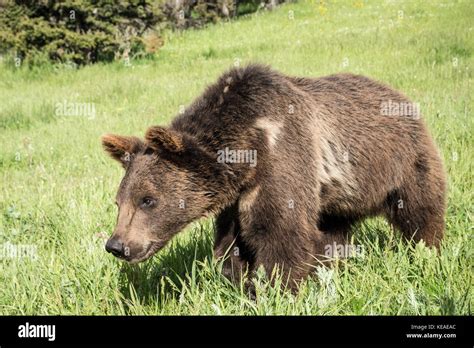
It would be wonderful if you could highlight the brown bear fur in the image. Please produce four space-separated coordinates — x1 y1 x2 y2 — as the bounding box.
102 64 446 290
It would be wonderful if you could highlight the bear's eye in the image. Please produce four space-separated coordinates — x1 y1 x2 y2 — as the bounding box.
140 197 156 208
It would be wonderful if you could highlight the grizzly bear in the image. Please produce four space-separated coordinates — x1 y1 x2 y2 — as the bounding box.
101 64 446 290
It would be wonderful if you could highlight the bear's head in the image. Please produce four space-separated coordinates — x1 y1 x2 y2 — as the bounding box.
101 126 233 263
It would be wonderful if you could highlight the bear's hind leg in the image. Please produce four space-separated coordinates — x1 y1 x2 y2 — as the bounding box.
384 178 445 249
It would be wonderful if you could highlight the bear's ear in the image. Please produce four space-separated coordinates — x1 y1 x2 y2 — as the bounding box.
101 134 143 167
145 126 185 154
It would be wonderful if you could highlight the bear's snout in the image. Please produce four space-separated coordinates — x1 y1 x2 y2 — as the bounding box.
105 237 124 258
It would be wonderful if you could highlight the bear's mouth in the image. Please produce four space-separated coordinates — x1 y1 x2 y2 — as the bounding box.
126 240 165 264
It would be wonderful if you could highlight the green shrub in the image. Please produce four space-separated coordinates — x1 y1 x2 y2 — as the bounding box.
0 0 163 66
0 0 288 66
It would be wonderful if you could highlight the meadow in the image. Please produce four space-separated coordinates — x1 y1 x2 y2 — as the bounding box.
0 0 472 315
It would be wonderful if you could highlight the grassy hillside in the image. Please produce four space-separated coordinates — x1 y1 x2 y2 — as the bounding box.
0 0 472 315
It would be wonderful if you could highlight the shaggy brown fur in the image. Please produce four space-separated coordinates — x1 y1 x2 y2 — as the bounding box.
102 64 446 290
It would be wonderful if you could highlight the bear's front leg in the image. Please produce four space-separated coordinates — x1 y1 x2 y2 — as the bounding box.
244 222 317 292
214 203 251 283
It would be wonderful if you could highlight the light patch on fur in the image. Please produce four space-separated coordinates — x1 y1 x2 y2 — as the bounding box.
255 118 282 148
239 186 260 213
313 120 357 195
319 138 348 184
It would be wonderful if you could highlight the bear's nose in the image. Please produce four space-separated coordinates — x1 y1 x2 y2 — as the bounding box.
105 238 124 257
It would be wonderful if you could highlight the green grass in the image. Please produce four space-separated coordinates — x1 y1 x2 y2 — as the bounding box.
0 0 472 315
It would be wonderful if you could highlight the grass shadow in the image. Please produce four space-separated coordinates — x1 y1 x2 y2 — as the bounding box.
117 221 216 309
